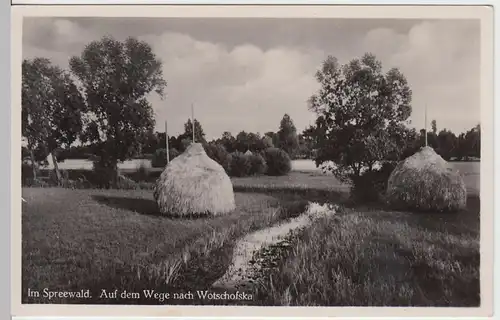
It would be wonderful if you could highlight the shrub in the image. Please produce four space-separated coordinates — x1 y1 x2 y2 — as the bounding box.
152 148 180 168
248 153 267 175
91 161 119 189
137 181 155 190
263 147 292 176
230 151 252 177
116 174 140 190
151 149 168 168
140 153 154 160
129 163 151 182
64 169 95 184
59 178 87 189
204 143 232 174
73 177 94 189
47 169 71 186
169 148 180 161
350 162 397 203
24 178 50 188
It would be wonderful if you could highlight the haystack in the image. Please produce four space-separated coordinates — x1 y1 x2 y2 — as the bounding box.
386 146 467 212
154 143 236 217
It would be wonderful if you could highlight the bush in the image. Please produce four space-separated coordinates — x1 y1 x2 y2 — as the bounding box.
47 169 71 186
91 161 119 189
151 148 180 168
22 162 39 185
129 163 151 182
248 153 267 175
24 178 50 188
59 178 92 189
136 181 155 190
138 153 154 160
169 148 180 161
204 143 232 174
263 147 292 176
116 174 140 190
151 149 168 168
230 151 252 177
350 162 397 203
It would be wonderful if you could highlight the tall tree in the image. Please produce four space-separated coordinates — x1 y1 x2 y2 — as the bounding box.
464 124 480 159
296 133 313 159
307 53 413 181
183 119 206 144
265 131 280 148
235 131 249 152
69 36 167 186
431 119 437 134
277 114 299 157
261 135 274 149
22 58 86 182
247 132 262 151
455 132 468 160
436 129 457 161
218 131 236 152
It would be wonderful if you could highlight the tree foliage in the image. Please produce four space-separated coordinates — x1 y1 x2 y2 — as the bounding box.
22 57 86 180
307 53 414 181
436 129 457 161
263 147 292 176
277 114 299 158
183 119 206 144
455 124 480 160
69 36 167 183
431 119 437 134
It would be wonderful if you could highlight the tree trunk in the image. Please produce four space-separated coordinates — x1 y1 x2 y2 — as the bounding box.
95 155 119 189
29 149 37 180
110 161 119 188
51 152 62 185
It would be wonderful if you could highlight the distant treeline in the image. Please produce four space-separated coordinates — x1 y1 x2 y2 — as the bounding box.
36 117 480 164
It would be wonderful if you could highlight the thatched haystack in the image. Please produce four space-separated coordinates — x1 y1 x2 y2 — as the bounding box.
386 146 467 212
154 143 236 217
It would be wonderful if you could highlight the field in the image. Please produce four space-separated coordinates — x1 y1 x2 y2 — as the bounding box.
22 161 480 306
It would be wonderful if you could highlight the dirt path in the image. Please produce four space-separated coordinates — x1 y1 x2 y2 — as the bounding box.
211 202 337 290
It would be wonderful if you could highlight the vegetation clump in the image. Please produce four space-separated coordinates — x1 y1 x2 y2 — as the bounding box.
263 148 292 176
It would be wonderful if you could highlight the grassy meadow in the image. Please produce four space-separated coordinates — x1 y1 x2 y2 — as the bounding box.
22 161 480 306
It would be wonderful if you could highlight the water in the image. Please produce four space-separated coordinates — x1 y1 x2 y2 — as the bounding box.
44 158 153 170
47 158 480 174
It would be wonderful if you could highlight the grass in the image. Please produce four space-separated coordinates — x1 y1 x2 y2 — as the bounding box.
252 196 480 307
22 165 481 306
22 188 285 304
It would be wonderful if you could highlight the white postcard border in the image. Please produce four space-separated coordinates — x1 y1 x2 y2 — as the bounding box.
10 4 495 318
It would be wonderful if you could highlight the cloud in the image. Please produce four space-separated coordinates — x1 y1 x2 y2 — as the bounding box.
384 20 480 132
139 32 323 139
22 18 480 140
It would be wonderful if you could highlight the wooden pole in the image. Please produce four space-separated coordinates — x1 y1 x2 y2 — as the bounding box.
165 120 170 163
424 103 428 147
191 103 195 143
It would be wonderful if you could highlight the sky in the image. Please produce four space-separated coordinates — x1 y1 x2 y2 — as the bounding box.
22 17 481 141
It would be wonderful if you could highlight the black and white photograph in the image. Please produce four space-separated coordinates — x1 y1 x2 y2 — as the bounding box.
13 4 494 317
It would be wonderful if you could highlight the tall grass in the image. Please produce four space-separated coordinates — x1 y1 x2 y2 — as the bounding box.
253 210 480 306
